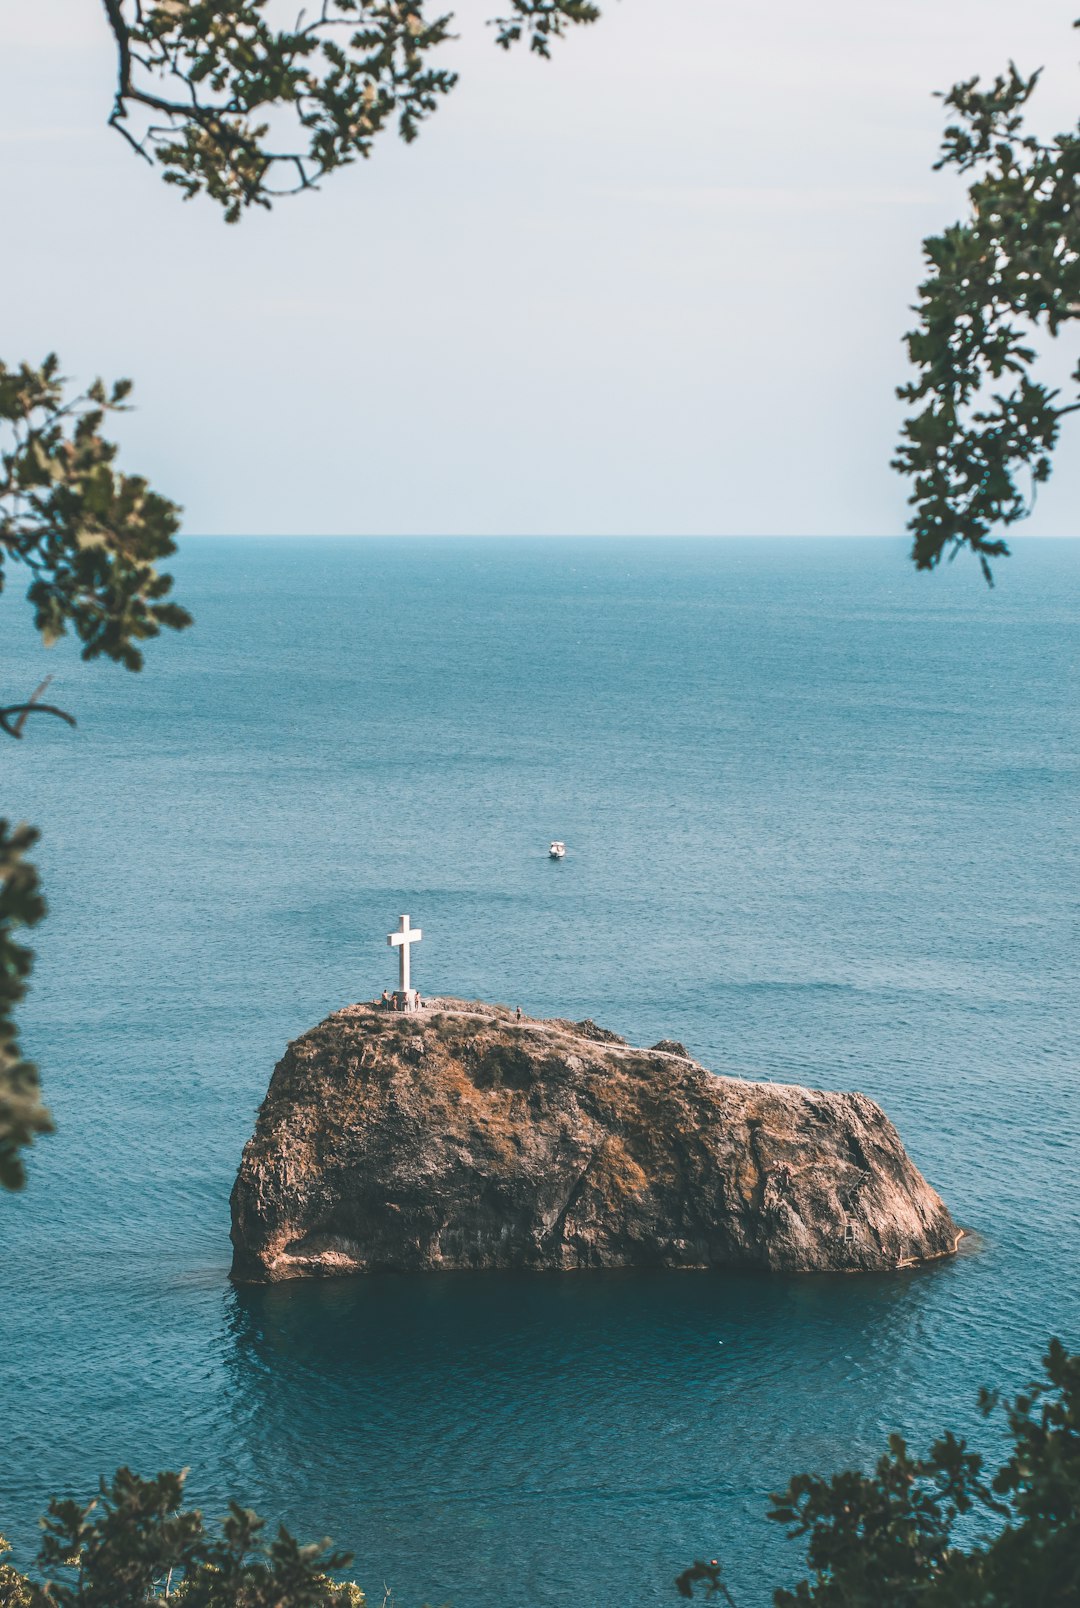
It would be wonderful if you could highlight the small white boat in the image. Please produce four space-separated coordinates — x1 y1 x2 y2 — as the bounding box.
549 840 566 860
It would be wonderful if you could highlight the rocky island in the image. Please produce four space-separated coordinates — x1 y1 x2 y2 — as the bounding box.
229 1000 960 1282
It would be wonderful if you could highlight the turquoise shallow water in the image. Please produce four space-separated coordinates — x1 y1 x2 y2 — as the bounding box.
1 536 1078 1605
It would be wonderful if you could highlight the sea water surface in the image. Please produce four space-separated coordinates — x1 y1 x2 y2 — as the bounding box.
2 537 1078 1606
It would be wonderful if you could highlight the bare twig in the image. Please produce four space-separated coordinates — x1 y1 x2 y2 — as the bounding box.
0 677 77 741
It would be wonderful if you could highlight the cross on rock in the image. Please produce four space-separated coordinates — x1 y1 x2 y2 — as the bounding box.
388 914 422 1010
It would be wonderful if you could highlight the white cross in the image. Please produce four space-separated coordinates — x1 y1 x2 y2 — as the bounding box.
387 914 422 994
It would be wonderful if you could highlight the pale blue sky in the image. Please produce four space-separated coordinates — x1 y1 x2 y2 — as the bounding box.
4 1 1079 536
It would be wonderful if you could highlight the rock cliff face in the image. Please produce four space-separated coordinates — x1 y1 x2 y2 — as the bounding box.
229 1000 960 1282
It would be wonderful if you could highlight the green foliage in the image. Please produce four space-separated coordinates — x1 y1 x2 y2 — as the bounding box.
895 26 1080 581
0 1467 365 1607
491 1 601 56
102 0 601 221
0 355 190 1189
0 356 190 670
763 1339 1080 1606
0 1534 45 1608
0 821 52 1191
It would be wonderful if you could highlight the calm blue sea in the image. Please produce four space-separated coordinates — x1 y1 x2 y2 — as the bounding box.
2 537 1078 1606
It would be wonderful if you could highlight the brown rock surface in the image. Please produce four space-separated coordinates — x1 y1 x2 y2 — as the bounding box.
229 999 961 1282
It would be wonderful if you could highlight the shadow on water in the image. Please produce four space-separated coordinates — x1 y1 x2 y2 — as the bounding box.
215 1264 969 1608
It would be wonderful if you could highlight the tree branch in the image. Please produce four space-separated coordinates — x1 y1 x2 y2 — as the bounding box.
0 679 77 741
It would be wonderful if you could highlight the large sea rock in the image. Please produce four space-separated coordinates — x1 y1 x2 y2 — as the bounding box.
229 999 961 1282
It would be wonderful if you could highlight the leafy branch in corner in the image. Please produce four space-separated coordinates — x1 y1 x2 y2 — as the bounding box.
0 357 190 1188
895 30 1080 581
678 1340 1080 1606
0 355 190 670
100 0 602 222
0 1466 365 1606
